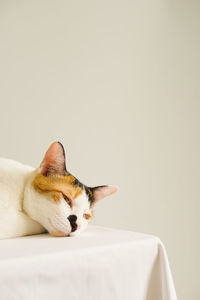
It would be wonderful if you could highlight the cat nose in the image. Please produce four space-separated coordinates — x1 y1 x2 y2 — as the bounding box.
67 215 77 232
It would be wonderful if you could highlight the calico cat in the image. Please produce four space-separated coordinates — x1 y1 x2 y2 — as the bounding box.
0 142 117 239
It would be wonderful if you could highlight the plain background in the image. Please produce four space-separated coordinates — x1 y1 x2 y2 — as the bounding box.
0 1 199 299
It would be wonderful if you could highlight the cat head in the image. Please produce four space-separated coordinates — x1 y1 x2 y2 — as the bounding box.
24 142 118 237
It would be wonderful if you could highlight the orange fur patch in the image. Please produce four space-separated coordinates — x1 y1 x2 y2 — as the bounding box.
33 173 82 203
83 213 92 220
51 191 62 203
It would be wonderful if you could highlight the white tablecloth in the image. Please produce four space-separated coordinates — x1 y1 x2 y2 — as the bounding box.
0 226 177 300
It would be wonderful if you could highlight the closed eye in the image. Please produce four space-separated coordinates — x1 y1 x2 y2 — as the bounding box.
62 194 72 207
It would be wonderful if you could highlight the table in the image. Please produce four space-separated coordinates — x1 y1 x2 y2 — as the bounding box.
0 225 177 300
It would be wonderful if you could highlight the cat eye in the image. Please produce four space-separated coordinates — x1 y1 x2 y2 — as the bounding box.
62 194 72 207
83 213 91 220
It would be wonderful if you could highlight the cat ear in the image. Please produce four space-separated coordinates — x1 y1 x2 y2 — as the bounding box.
91 185 118 204
40 142 66 176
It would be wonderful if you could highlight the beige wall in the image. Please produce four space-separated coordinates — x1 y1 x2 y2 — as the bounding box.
0 1 199 299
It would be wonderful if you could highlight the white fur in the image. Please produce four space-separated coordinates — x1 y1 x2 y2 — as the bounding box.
0 158 45 239
0 158 91 239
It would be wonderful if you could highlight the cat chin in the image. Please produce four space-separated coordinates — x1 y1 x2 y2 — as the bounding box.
50 231 70 237
69 224 88 237
49 228 85 237
69 231 80 237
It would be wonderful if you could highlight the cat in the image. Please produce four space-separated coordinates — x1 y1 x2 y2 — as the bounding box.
0 142 117 239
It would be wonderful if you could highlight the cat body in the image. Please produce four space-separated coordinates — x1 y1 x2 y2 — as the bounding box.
0 158 45 239
0 142 117 239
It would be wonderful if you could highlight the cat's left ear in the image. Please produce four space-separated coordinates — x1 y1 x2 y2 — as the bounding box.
91 185 118 204
40 141 66 176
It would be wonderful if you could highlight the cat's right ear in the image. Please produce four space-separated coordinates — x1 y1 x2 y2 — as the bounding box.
39 142 66 176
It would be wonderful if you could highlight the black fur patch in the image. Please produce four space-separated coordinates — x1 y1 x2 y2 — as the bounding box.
85 186 93 205
73 177 85 190
65 170 110 206
67 173 94 205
